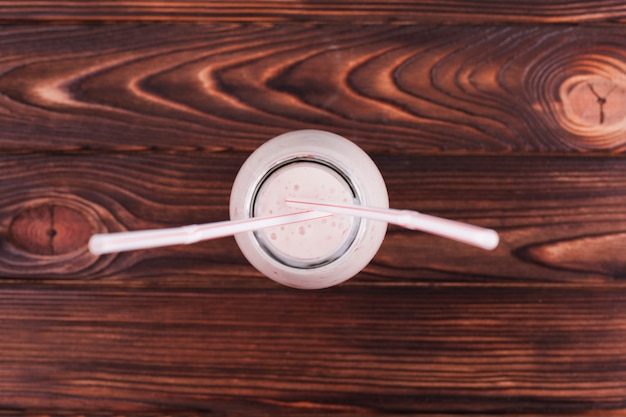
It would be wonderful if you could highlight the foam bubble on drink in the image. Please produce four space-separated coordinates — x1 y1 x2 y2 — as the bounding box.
253 162 357 267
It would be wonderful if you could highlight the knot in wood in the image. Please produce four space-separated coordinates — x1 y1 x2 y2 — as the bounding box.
557 75 626 143
9 204 92 256
567 79 625 126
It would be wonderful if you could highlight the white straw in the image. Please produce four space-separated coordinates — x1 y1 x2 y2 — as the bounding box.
89 210 331 255
285 199 499 251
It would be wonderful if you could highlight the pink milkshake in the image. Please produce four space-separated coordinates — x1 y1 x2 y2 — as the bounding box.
230 130 389 289
253 161 359 268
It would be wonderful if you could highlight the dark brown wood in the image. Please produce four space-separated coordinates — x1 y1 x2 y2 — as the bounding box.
1 24 626 153
0 412 233 417
6 151 623 414
3 1 626 415
2 283 626 414
1 152 626 288
0 1 626 24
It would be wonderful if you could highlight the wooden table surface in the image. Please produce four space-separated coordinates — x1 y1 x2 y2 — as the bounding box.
2 2 626 415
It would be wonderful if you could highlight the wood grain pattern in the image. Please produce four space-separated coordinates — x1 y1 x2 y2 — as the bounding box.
4 1 626 415
5 152 623 413
1 24 626 153
2 284 626 414
2 152 626 287
0 1 626 24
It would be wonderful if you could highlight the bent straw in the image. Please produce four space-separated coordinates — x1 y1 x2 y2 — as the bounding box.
285 199 499 251
89 210 331 255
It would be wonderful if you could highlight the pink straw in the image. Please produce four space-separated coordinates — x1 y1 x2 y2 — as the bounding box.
89 210 331 255
285 199 499 250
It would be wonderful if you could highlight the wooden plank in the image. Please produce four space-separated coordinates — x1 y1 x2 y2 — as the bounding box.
0 1 625 25
2 284 626 414
1 152 626 286
1 24 626 153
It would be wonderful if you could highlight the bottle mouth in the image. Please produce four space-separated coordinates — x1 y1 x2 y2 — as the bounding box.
249 157 362 269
